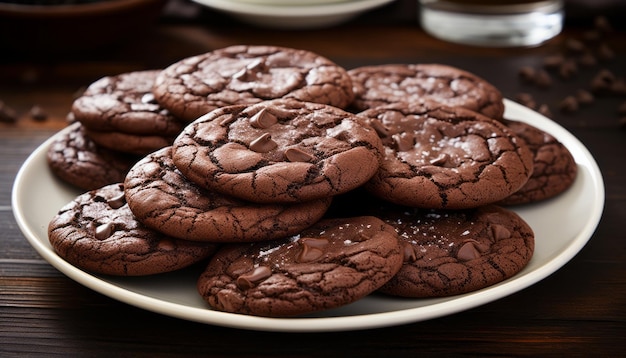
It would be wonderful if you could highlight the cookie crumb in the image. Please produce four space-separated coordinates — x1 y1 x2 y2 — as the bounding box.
0 101 18 123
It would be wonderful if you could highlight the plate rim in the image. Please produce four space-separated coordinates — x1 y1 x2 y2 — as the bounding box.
11 99 605 332
190 0 396 17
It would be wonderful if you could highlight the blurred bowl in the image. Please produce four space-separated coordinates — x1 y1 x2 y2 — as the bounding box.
0 0 167 56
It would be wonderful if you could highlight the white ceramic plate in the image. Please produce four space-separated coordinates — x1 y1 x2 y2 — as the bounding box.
190 0 396 29
225 0 353 6
12 99 604 332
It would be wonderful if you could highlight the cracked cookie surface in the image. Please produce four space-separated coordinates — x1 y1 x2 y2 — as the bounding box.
197 216 403 317
348 63 505 119
360 101 534 209
153 45 355 122
46 122 138 190
48 183 217 276
71 70 184 155
373 204 535 298
72 70 183 136
171 99 384 203
498 119 577 205
124 146 331 243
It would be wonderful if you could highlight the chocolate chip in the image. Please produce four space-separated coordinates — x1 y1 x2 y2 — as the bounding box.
578 52 597 67
596 43 615 61
297 237 329 263
543 54 565 70
236 266 272 290
491 224 511 240
249 108 277 129
249 133 277 153
107 192 126 209
582 30 602 44
232 58 268 81
369 120 391 138
518 66 536 83
559 96 579 113
576 89 595 105
618 101 626 115
457 241 481 261
565 38 586 53
429 153 449 166
285 147 315 162
0 100 18 123
611 79 626 96
402 242 417 262
95 222 114 240
219 114 237 127
559 60 578 79
537 104 553 118
534 69 552 88
141 92 157 104
591 69 616 93
29 105 47 122
515 93 536 109
392 132 414 152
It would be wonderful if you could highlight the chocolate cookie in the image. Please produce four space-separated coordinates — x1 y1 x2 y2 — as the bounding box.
124 146 332 242
71 70 183 155
153 45 355 122
171 99 384 203
348 63 505 119
360 101 534 209
46 122 138 191
196 216 403 317
48 183 217 276
374 204 534 298
71 70 183 136
499 119 578 205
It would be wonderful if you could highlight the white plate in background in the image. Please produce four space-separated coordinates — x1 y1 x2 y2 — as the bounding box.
191 0 396 29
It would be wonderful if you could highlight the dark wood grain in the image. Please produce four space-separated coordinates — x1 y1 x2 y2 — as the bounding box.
1 1 624 356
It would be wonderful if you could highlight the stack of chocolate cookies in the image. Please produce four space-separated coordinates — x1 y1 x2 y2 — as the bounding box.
47 45 577 317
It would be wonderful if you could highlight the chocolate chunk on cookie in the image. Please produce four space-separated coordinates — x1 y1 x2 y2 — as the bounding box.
348 63 505 119
360 101 534 209
124 146 331 242
153 45 355 122
196 216 403 317
172 99 383 203
499 119 577 205
72 70 184 136
374 204 534 298
46 122 139 190
48 183 217 276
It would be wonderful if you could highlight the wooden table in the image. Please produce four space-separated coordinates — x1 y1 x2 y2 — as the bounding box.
2 1 624 355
